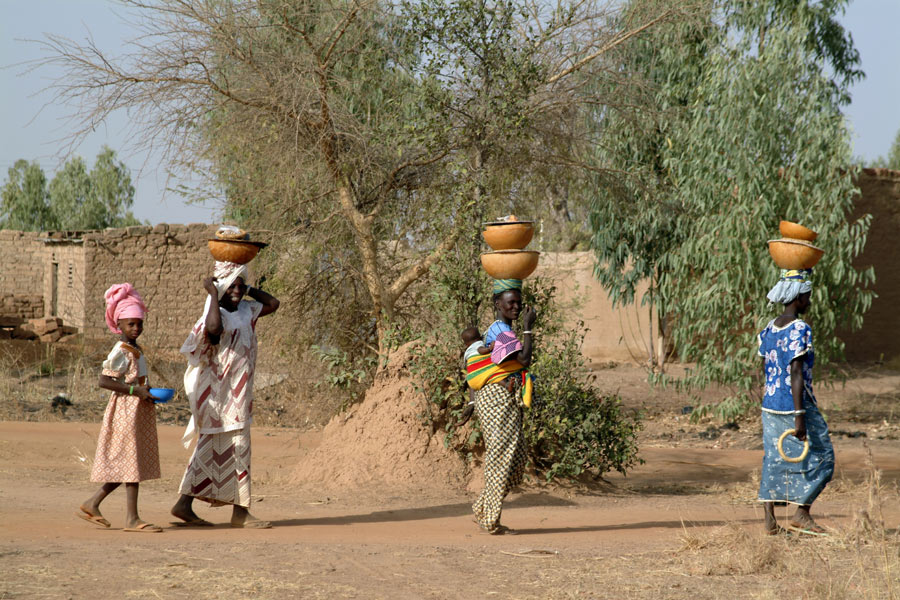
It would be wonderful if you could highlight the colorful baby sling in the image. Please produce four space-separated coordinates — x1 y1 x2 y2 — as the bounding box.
465 353 534 408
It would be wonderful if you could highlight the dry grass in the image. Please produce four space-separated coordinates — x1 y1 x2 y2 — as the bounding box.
0 339 337 430
677 446 900 599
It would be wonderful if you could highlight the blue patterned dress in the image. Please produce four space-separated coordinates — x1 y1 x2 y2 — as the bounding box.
757 319 834 505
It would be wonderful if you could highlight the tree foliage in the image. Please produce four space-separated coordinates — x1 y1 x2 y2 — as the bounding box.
0 160 54 231
38 0 678 361
590 0 873 419
0 146 140 231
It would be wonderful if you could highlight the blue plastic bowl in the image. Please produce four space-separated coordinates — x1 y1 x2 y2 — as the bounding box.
149 387 175 404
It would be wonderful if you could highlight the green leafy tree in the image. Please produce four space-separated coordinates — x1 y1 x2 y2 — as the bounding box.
662 13 873 419
50 147 139 230
0 160 56 230
590 0 873 419
40 0 675 355
589 3 716 370
1 147 139 231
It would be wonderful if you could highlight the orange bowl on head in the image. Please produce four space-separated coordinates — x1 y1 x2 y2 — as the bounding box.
779 221 818 242
767 239 824 270
481 250 540 279
208 239 266 264
482 222 535 250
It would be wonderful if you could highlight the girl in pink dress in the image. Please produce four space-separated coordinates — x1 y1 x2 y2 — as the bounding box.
77 283 162 533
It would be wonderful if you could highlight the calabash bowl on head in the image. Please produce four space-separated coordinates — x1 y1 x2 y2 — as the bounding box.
767 239 824 270
481 250 540 280
482 222 535 251
779 220 818 242
207 239 267 264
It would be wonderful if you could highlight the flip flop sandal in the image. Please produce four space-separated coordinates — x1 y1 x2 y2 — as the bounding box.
123 522 163 533
231 520 272 529
787 524 829 537
76 508 111 528
169 518 215 527
481 525 517 536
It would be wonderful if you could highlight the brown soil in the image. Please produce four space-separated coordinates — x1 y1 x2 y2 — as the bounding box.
3 340 900 598
3 421 900 599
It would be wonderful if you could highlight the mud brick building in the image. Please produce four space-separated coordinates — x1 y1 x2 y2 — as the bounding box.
0 224 217 349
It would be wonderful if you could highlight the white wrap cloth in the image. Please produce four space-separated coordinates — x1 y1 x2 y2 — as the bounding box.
180 261 262 448
766 268 813 305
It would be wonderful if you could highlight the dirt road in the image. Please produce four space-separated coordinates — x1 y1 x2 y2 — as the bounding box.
2 421 900 599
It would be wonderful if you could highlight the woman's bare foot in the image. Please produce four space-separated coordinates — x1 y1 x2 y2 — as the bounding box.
171 494 207 525
231 506 272 529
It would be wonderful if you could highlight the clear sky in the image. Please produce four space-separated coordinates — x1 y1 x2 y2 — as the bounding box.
1 1 898 225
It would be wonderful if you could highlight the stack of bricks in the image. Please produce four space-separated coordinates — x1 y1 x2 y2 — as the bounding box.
0 316 77 342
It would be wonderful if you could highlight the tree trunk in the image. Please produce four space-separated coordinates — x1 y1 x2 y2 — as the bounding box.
337 183 391 344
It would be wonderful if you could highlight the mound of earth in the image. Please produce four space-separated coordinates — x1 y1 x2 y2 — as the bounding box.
291 342 473 494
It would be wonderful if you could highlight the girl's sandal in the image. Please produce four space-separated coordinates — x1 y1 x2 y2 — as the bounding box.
76 508 111 528
123 522 163 533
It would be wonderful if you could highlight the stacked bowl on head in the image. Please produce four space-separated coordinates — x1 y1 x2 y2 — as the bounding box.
208 225 268 264
767 221 824 269
480 216 540 279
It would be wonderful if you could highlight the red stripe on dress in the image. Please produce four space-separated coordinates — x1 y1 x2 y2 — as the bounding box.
233 371 250 398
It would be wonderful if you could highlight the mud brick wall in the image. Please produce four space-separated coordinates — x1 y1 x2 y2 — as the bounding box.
841 168 900 365
82 224 218 348
0 295 43 319
0 230 44 318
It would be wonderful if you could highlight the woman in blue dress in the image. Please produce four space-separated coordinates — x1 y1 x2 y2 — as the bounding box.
757 268 834 535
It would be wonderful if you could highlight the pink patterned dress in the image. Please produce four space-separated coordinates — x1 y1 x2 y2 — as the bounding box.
178 299 263 507
90 342 161 483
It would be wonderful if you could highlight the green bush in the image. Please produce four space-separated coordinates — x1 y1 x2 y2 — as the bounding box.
524 323 643 480
409 265 643 481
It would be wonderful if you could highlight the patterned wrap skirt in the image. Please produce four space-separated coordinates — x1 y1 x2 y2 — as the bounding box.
472 381 527 531
179 427 252 507
758 404 834 505
90 393 160 483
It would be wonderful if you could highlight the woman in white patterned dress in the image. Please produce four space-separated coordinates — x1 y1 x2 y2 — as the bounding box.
170 261 279 528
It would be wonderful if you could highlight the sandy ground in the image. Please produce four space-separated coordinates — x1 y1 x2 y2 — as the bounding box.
3 420 900 599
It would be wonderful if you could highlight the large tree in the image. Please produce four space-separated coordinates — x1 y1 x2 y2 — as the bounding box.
39 0 677 355
590 0 873 419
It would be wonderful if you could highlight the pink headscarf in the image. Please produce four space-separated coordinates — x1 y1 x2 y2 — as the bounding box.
104 283 148 333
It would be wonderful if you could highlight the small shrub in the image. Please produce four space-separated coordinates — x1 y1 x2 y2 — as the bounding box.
409 271 643 481
525 326 643 480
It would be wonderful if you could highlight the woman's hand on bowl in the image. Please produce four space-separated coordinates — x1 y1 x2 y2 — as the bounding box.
203 277 219 296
